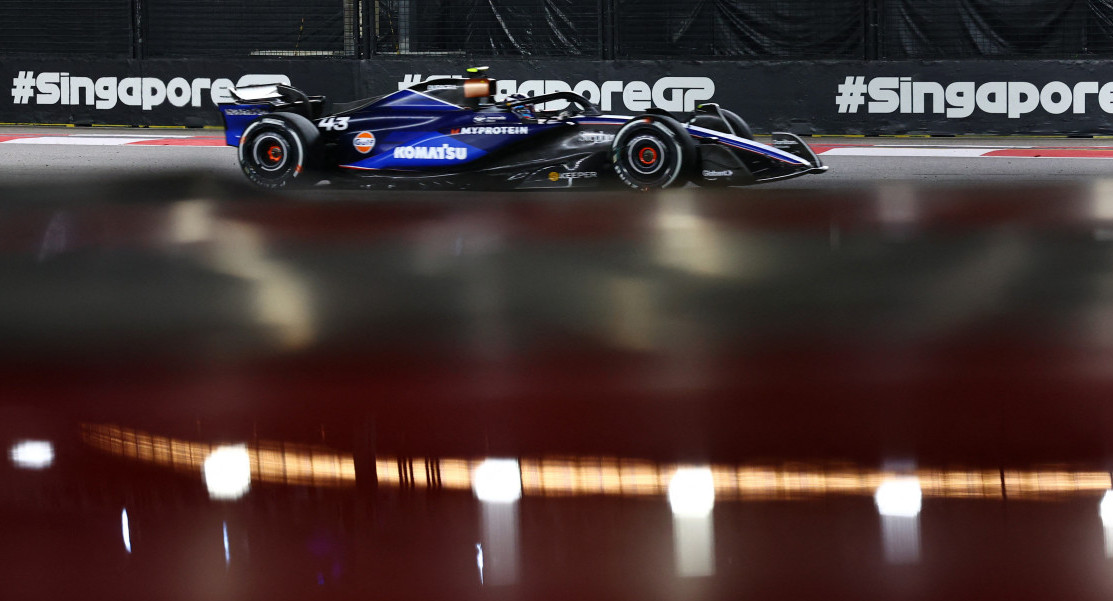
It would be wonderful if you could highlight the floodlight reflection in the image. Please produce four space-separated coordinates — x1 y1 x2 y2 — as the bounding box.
875 477 923 517
473 459 522 504
669 466 716 577
9 440 54 470
121 508 132 554
668 467 716 518
203 445 252 500
474 459 521 586
1100 489 1113 557
876 476 922 564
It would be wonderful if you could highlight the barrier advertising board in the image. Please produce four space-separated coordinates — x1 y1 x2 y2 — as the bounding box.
5 57 1113 135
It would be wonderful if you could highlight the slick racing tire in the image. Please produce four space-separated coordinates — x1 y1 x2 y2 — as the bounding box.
611 115 696 191
238 113 321 189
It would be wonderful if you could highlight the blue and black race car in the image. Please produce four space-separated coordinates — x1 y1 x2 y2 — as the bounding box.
218 67 826 191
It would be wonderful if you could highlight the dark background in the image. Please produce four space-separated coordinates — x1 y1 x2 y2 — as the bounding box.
5 1 1113 133
6 0 1113 60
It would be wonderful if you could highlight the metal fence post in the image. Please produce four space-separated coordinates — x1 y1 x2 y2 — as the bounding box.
360 0 374 58
600 0 615 60
131 0 145 59
865 0 880 60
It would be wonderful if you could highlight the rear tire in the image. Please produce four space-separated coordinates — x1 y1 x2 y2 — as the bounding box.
611 115 695 191
238 113 320 189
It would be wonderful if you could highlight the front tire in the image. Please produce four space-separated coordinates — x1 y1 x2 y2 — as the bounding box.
238 114 320 189
611 116 695 191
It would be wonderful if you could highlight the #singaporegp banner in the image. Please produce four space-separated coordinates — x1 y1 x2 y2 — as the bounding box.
8 57 1113 135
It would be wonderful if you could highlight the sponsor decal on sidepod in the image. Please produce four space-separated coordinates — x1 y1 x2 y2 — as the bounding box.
473 115 509 123
453 126 528 135
393 144 468 160
549 171 598 181
580 132 615 143
353 131 376 154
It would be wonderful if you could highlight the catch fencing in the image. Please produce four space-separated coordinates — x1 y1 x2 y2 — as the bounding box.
6 0 1113 61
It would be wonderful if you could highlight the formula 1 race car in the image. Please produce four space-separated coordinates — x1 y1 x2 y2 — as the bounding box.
218 67 827 191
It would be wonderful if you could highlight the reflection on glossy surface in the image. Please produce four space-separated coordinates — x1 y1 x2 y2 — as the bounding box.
472 458 523 504
9 440 53 469
202 445 251 500
168 199 315 350
475 543 484 585
668 466 716 518
670 466 716 577
83 424 356 488
374 454 1111 501
881 513 920 565
1101 490 1113 557
474 459 523 585
876 477 923 564
673 512 715 578
875 477 923 518
222 521 230 566
480 500 520 586
121 508 131 554
12 177 1113 598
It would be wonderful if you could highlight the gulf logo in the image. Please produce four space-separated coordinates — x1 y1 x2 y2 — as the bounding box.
353 131 376 154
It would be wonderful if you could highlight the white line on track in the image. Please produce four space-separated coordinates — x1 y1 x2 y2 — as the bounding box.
821 147 998 157
5 136 171 145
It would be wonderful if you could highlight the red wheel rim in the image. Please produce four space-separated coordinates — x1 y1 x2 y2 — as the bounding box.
638 146 658 165
266 146 284 164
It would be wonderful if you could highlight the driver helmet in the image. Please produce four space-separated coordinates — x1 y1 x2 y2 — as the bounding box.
508 93 533 119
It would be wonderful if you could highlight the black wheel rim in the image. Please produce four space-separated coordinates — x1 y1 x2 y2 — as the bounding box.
620 127 675 183
252 133 290 174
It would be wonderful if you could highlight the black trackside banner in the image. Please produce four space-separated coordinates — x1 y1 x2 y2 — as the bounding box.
0 59 360 127
7 57 1113 135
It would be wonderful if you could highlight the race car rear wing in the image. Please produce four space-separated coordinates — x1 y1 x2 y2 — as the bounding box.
228 84 328 119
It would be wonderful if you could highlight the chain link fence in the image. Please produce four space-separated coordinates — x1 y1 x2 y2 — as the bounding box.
613 0 865 59
4 0 1113 60
0 0 133 57
372 0 601 57
144 0 356 58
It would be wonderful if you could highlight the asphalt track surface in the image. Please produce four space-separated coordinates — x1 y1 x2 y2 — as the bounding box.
5 126 1113 190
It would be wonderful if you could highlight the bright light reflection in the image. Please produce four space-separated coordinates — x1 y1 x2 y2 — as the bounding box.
223 521 230 565
10 440 54 469
1102 490 1113 525
876 476 922 564
476 543 484 585
82 424 356 488
881 514 920 564
669 467 716 518
673 512 715 577
122 508 132 553
1091 179 1113 220
875 477 922 517
480 500 520 585
473 459 522 503
1101 490 1113 557
203 445 252 500
877 184 918 226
